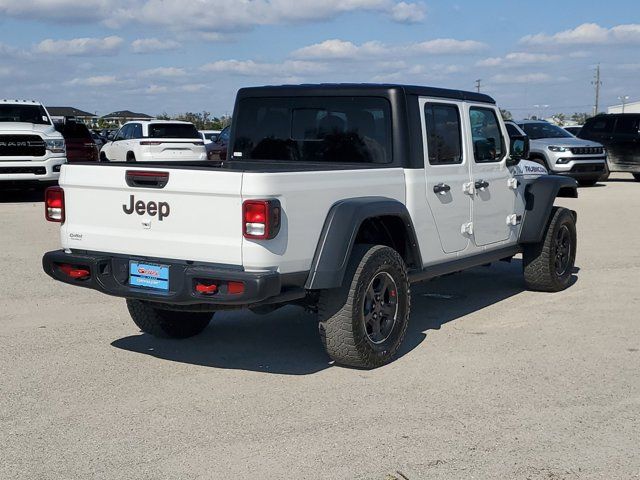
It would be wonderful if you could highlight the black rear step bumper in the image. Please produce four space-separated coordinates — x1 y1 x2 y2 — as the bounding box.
42 250 283 306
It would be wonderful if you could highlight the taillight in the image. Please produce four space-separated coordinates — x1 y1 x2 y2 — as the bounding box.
139 141 162 146
242 199 281 240
45 187 65 223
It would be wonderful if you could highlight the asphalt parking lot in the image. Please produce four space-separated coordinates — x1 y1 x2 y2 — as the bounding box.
1 175 639 480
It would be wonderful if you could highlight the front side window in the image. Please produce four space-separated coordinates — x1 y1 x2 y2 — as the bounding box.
0 104 50 125
114 125 128 141
424 103 462 165
131 123 143 139
232 96 392 164
470 107 505 163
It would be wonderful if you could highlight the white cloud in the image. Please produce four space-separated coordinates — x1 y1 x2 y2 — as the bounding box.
66 75 120 86
131 38 181 54
520 23 640 46
34 36 123 56
0 0 112 22
477 52 561 67
490 73 553 85
201 59 327 76
292 37 485 60
409 38 486 54
179 84 207 92
389 1 426 23
139 67 187 78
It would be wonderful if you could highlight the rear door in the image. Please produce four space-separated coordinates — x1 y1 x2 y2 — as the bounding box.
59 165 244 265
612 115 640 165
420 98 471 254
467 105 516 246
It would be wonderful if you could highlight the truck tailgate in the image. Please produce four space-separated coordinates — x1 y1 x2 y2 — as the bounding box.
59 164 243 265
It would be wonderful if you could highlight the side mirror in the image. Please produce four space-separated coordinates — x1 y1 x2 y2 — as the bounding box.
507 134 529 167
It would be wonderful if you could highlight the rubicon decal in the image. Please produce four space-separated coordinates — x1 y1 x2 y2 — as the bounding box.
122 195 170 221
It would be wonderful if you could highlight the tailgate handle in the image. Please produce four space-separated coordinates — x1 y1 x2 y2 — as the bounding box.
125 170 169 189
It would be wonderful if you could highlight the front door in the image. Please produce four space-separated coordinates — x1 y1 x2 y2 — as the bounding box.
421 99 471 254
467 105 516 246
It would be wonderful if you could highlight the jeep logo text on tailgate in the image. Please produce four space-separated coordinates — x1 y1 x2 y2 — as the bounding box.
122 195 170 221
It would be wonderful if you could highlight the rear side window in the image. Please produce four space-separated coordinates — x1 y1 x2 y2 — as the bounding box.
233 96 392 164
583 117 615 134
615 116 640 135
424 103 463 165
470 107 505 163
148 123 199 139
55 122 92 140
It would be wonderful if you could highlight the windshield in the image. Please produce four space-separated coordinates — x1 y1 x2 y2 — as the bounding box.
232 96 392 163
0 104 51 125
518 122 572 140
148 123 199 139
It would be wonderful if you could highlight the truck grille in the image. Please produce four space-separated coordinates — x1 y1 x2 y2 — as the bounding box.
0 166 46 175
0 135 46 157
570 146 603 155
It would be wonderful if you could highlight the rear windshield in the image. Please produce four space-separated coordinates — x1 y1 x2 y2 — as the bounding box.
232 96 392 163
517 122 572 140
0 104 50 125
148 123 199 139
55 122 92 140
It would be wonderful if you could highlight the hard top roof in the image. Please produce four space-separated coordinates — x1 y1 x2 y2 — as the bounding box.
237 83 495 104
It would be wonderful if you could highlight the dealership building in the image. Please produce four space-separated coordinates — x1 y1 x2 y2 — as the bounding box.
608 99 640 114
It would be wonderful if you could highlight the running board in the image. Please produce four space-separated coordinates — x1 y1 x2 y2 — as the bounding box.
408 246 521 284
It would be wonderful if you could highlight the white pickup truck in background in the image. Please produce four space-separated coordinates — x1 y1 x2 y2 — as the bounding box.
0 100 66 186
43 84 578 369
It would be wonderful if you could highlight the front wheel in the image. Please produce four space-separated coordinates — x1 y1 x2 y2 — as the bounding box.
633 173 640 182
126 300 213 338
317 245 410 369
523 207 577 292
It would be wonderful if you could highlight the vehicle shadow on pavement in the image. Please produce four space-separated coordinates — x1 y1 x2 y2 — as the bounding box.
0 188 44 203
111 259 578 375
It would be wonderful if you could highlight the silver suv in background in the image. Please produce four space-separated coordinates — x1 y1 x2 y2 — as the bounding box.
505 120 606 186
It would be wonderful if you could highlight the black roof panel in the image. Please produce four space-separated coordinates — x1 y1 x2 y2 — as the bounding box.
237 83 495 104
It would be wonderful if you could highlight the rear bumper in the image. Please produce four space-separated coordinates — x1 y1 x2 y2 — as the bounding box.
42 250 282 306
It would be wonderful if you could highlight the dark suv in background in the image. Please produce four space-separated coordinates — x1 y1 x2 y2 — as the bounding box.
578 114 640 181
54 120 99 163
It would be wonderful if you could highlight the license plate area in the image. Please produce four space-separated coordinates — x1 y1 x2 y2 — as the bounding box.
129 261 169 291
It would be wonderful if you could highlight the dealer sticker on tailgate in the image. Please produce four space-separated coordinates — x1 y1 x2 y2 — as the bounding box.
129 262 169 291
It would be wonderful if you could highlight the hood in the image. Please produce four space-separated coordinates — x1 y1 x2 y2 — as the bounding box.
0 122 61 138
530 136 602 148
510 159 548 178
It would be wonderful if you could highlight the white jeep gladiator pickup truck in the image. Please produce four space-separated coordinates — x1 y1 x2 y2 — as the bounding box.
1 100 67 185
43 84 578 369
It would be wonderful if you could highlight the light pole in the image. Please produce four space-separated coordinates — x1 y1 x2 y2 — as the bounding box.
533 104 550 120
618 95 630 113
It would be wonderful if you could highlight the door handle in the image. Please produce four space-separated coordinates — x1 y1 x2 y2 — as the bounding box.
475 180 489 190
433 183 451 195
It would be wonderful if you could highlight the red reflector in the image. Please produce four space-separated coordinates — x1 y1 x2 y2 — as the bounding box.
139 141 162 146
195 283 218 294
228 281 245 295
45 187 65 223
58 264 90 279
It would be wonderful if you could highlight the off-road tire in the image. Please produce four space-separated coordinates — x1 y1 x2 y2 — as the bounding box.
578 178 598 187
523 207 577 292
317 245 410 369
633 173 640 182
126 299 213 338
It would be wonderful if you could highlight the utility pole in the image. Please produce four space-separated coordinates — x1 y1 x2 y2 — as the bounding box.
592 64 602 116
475 79 481 93
618 95 630 113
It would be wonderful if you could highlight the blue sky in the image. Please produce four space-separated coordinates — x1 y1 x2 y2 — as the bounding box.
1 0 639 118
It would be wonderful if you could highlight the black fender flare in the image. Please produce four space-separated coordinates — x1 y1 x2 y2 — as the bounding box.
305 197 422 290
519 175 578 244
